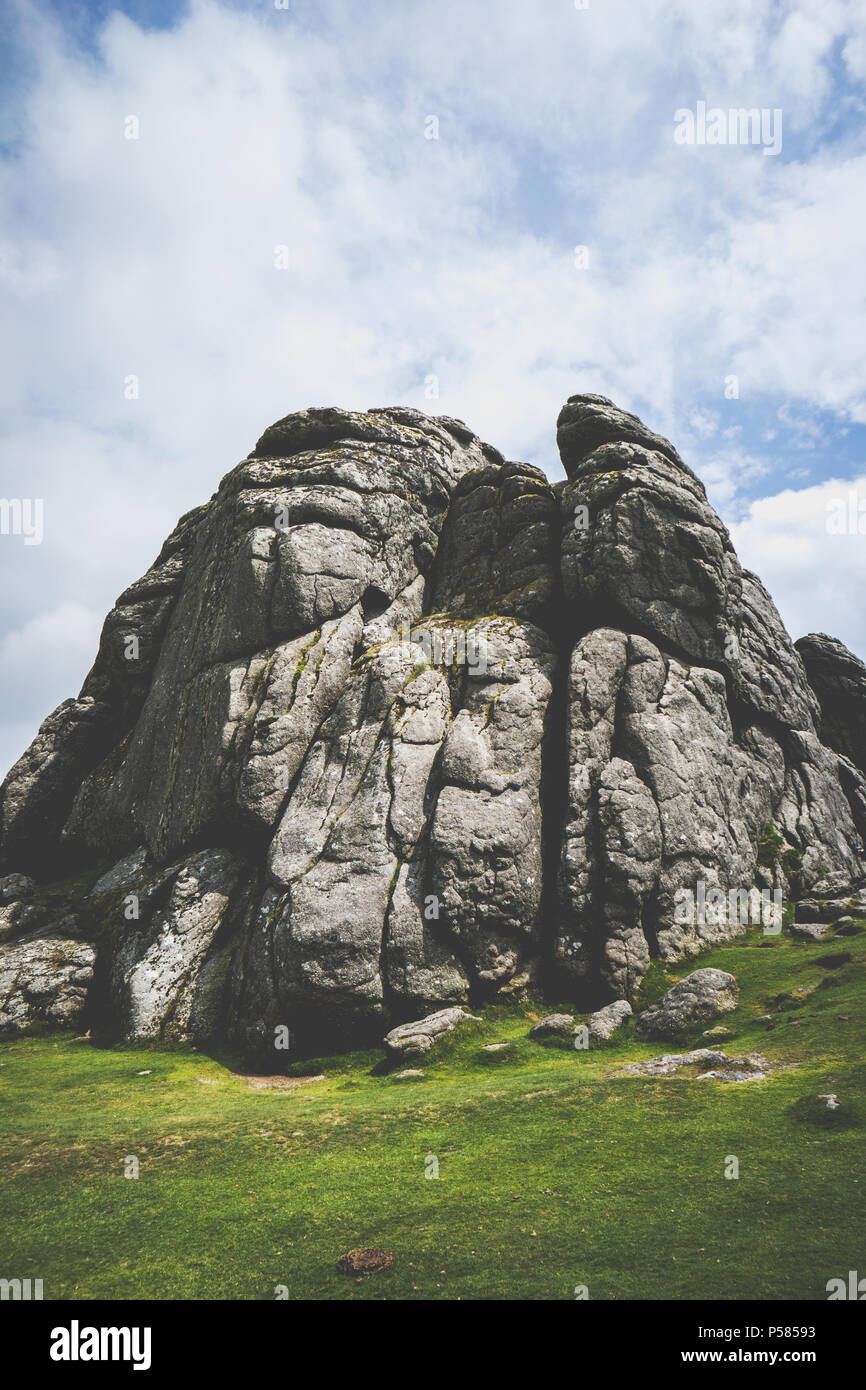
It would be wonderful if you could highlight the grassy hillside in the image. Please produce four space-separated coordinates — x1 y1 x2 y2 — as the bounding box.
1 921 864 1300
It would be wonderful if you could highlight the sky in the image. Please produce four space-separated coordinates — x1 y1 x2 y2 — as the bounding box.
1 0 865 777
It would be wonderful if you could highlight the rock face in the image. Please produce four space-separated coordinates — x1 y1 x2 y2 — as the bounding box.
0 937 95 1032
1 395 866 1057
795 634 866 779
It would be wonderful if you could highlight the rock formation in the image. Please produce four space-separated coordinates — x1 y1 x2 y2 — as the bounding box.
2 395 865 1058
795 633 866 779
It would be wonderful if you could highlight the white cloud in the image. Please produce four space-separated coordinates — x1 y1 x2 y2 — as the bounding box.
731 476 866 657
0 602 103 777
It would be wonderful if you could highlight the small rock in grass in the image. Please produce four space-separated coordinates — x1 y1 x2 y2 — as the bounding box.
696 1052 769 1081
627 1049 767 1080
384 1007 478 1057
791 923 831 941
696 1068 765 1083
336 1248 394 1277
624 1048 727 1077
529 1013 574 1039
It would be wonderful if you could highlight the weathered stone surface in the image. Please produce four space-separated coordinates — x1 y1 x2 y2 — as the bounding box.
61 408 494 867
0 507 201 877
529 1013 575 1038
108 848 244 1042
624 1048 729 1076
427 618 554 999
635 969 738 1037
90 848 149 900
0 937 95 1032
2 396 866 1055
557 394 686 476
0 873 43 943
624 1048 767 1080
796 633 866 777
427 460 557 624
383 1006 477 1057
556 628 785 998
695 1063 768 1083
587 998 632 1040
790 922 831 942
795 897 858 924
0 898 45 944
0 873 36 904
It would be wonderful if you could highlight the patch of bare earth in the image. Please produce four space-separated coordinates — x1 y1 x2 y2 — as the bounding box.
231 1072 326 1091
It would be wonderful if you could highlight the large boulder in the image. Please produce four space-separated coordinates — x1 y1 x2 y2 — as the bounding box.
0 937 95 1033
587 999 632 1040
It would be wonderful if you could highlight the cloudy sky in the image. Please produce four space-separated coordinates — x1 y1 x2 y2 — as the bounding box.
1 0 865 777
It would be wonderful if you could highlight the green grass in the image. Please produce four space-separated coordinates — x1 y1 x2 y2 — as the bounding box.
1 923 865 1300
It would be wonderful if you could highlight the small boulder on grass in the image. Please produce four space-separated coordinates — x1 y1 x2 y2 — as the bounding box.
337 1248 394 1277
529 1013 574 1039
586 999 632 1041
791 922 831 941
795 898 855 924
383 1006 478 1058
635 969 738 1039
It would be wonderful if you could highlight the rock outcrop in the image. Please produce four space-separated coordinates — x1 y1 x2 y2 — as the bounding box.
2 395 865 1057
